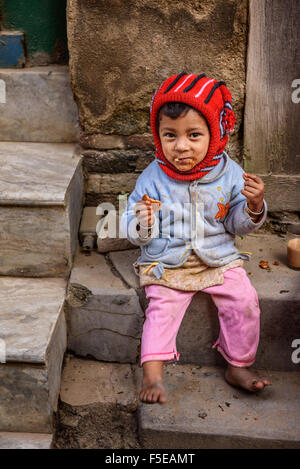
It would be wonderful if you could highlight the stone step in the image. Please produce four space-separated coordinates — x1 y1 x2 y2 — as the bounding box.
108 232 300 371
53 358 300 449
0 432 53 449
0 277 67 433
53 356 140 449
0 66 79 142
137 363 300 449
65 249 144 364
0 142 83 277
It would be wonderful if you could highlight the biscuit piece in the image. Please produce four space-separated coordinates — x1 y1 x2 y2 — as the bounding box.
142 194 162 207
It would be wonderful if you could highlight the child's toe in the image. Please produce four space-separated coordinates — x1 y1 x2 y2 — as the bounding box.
252 380 264 391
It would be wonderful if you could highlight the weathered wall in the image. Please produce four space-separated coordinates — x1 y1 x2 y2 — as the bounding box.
67 0 248 206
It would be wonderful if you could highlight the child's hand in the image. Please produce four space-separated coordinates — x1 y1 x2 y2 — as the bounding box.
241 173 264 212
134 200 155 227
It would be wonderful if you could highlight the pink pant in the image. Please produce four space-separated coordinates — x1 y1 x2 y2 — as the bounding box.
141 267 260 368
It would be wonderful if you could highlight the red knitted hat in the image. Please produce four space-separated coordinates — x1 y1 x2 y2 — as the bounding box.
150 72 236 181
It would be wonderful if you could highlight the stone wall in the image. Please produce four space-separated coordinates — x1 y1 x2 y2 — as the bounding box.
67 0 248 208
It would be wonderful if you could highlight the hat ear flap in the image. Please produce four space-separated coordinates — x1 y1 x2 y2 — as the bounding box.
218 84 236 137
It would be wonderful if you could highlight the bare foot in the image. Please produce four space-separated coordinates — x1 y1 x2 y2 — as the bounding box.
140 379 167 404
140 360 167 404
225 364 271 392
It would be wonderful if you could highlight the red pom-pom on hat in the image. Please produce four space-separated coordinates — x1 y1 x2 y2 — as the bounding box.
222 108 236 134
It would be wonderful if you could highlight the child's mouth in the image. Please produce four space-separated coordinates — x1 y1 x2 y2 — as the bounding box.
174 157 193 163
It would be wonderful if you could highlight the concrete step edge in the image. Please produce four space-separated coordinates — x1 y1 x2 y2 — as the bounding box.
0 276 67 365
0 142 81 206
0 66 79 142
0 432 53 449
136 364 300 449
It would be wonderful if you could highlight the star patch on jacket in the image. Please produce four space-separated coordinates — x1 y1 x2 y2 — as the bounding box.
215 202 230 220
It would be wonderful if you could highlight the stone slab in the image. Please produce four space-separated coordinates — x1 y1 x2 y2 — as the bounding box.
85 172 139 208
0 205 72 277
109 233 300 370
67 160 85 266
0 277 67 432
87 173 138 199
80 133 154 151
66 249 144 363
0 432 53 449
0 364 53 433
60 357 137 408
0 142 81 205
109 249 140 289
0 143 83 277
53 357 139 449
97 238 136 253
137 364 300 449
67 248 131 294
2 210 66 277
0 66 79 142
0 277 66 363
82 148 154 173
80 133 126 150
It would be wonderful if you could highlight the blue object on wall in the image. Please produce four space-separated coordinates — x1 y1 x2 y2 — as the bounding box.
0 31 25 68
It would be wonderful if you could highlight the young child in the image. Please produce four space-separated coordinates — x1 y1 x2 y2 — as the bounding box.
121 72 271 404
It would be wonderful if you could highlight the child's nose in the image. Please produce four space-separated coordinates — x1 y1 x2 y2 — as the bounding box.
174 137 189 151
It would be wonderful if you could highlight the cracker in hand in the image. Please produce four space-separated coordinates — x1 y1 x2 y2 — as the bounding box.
142 194 162 212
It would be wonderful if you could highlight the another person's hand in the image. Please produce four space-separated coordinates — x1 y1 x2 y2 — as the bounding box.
241 173 264 213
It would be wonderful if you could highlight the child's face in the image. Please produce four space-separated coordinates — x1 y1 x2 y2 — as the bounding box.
158 109 210 172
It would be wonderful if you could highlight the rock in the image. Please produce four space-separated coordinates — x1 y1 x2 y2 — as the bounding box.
86 172 138 208
87 172 138 195
80 133 126 150
80 133 155 151
82 148 154 173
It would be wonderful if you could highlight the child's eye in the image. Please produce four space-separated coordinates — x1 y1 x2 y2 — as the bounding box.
164 132 175 138
190 132 201 138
